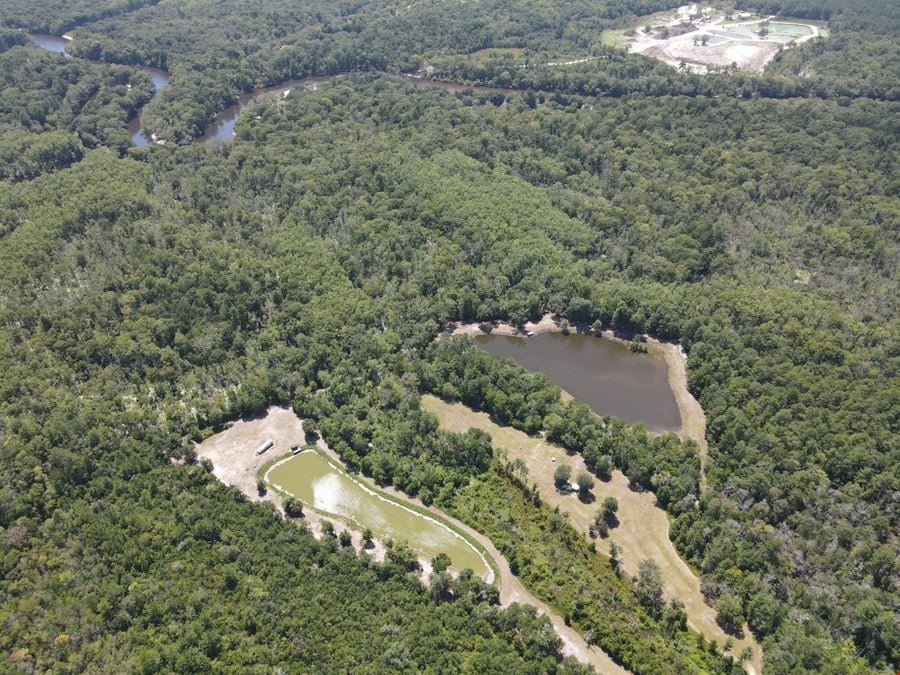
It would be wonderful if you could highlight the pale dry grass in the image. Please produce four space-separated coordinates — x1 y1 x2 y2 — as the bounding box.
423 395 762 674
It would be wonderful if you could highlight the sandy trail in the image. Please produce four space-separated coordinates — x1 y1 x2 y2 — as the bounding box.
650 337 709 490
423 395 761 674
196 406 627 674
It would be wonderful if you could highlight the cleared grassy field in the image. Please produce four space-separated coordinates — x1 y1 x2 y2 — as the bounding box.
423 394 762 674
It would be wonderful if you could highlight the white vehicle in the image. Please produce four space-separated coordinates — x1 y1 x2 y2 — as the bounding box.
255 439 274 455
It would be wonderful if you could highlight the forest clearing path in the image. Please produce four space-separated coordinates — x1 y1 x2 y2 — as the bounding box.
196 406 627 673
423 395 762 675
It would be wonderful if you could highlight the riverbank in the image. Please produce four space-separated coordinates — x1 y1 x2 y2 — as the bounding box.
195 405 626 673
25 32 537 148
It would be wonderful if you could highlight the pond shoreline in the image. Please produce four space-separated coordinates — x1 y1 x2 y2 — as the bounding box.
195 405 627 673
445 314 709 485
264 447 495 582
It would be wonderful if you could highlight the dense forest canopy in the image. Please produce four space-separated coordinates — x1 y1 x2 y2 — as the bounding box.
0 0 897 673
0 45 155 174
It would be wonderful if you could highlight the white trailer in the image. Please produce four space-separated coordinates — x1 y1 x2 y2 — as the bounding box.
255 439 274 455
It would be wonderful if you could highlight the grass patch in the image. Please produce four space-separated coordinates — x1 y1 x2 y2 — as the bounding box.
443 467 736 675
602 30 628 48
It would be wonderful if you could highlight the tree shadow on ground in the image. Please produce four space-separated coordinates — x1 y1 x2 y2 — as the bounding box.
716 614 745 639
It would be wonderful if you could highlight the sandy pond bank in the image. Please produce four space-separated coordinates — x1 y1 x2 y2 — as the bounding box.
439 316 761 671
195 406 626 673
446 314 708 481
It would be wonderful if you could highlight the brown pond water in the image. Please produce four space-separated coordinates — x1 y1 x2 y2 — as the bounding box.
474 332 681 432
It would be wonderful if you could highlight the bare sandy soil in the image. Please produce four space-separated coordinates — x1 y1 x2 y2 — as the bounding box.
447 313 559 338
638 36 781 72
194 407 389 562
423 395 762 675
195 406 303 500
196 406 626 673
649 337 709 490
627 10 820 73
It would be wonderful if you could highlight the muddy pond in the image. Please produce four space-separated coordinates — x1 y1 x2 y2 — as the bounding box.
474 332 681 432
267 451 490 577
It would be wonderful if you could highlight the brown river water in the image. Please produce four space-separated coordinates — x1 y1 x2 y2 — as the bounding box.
29 33 530 145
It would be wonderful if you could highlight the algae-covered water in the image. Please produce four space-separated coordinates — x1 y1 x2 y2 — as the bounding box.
268 452 489 576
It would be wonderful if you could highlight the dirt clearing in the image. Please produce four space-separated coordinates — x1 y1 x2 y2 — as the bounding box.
196 406 626 674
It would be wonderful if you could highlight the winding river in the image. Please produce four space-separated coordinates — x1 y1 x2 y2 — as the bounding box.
125 67 170 146
196 76 339 143
27 33 71 56
27 33 532 146
28 33 171 145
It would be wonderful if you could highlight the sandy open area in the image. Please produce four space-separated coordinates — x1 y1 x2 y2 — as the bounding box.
196 406 626 673
423 395 762 674
194 407 389 562
639 34 781 72
626 9 820 73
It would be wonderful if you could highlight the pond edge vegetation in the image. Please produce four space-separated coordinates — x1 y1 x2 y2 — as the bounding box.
447 314 710 484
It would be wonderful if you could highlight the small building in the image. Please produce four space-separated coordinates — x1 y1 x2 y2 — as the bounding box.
256 439 274 455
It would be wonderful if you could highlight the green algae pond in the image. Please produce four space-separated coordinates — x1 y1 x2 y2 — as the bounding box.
267 451 490 577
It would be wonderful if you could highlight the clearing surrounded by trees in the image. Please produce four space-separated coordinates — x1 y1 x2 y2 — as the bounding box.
626 5 822 72
422 394 762 674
